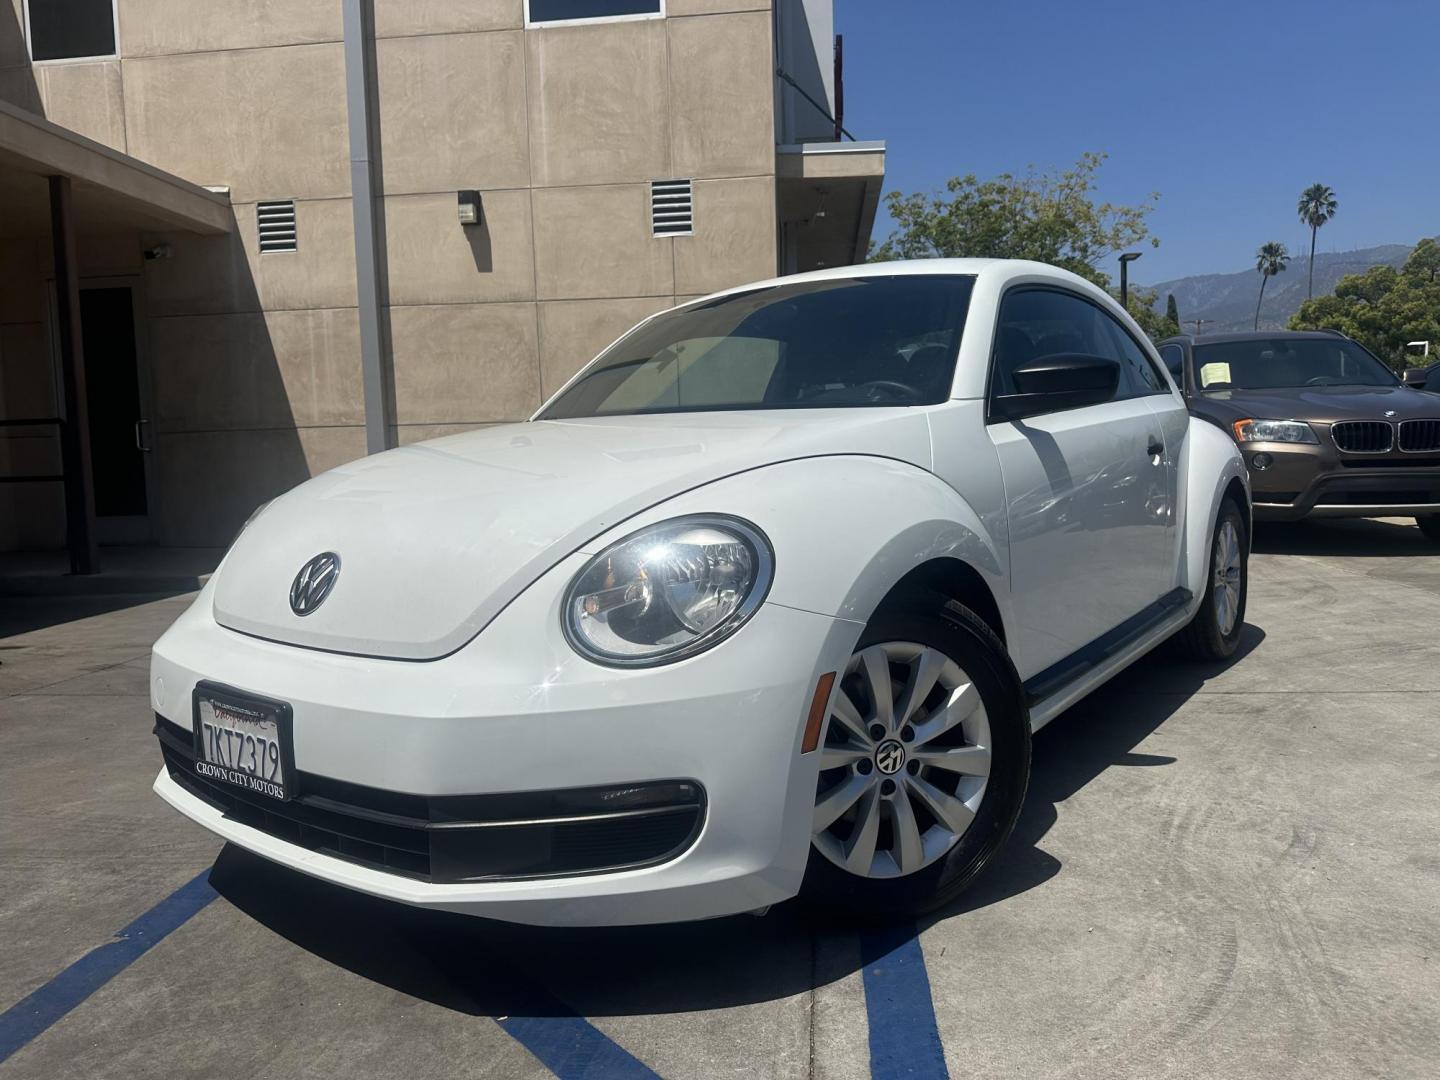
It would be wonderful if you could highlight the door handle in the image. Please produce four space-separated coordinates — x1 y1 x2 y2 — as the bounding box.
134 419 152 453
1147 436 1164 458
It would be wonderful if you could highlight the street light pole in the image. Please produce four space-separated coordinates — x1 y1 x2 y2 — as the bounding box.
1118 251 1143 308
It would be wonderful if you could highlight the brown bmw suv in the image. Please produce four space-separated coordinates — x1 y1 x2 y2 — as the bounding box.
1157 330 1440 542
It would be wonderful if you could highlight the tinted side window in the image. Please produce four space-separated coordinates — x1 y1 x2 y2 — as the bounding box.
991 289 1121 399
1096 312 1171 396
1160 344 1185 386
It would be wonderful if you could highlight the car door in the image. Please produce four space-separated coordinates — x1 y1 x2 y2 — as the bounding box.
986 286 1178 679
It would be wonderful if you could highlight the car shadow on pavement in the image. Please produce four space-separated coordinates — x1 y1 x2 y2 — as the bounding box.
925 623 1266 927
209 624 1265 1018
1252 517 1433 557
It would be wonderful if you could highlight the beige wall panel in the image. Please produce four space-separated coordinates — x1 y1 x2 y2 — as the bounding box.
118 0 341 57
669 11 774 178
144 199 357 316
669 0 770 14
384 189 535 306
77 231 143 276
377 30 528 194
0 241 45 322
393 422 488 445
536 295 671 399
0 484 65 549
0 321 54 417
526 20 669 187
390 302 540 424
1 0 28 66
673 175 775 295
148 307 363 433
0 67 43 112
38 61 127 150
532 184 673 300
123 44 349 202
374 0 521 38
153 425 365 545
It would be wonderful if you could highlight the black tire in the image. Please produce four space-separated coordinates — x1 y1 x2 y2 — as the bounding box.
1175 496 1248 661
801 599 1030 920
1416 515 1440 544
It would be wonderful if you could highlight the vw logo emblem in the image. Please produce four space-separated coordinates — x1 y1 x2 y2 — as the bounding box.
874 739 906 776
289 552 341 616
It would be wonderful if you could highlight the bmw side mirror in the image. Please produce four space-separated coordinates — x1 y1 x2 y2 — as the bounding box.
1403 367 1430 388
992 353 1121 421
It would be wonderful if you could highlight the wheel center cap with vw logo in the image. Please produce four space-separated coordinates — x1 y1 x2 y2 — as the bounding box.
874 739 906 775
290 552 341 616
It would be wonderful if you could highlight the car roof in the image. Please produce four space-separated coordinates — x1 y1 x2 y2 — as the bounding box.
686 258 1105 302
1162 329 1350 347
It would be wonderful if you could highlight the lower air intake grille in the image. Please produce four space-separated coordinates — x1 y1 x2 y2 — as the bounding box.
1399 419 1440 453
1331 420 1393 453
156 716 704 883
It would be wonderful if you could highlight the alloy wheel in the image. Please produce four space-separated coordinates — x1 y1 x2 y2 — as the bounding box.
812 642 991 879
1212 518 1243 637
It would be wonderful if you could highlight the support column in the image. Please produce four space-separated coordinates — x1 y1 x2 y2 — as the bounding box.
48 174 99 575
342 0 393 455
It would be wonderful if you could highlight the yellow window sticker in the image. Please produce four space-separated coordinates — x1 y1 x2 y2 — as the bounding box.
1200 362 1231 388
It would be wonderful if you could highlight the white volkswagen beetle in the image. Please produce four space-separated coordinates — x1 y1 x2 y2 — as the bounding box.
151 259 1249 925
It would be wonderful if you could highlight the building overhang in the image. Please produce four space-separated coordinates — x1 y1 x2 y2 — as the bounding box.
0 98 233 239
777 139 885 271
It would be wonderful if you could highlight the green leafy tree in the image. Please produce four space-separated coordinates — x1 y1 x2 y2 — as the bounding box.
1290 238 1440 368
1114 286 1180 343
1254 242 1290 330
1165 293 1180 330
1297 183 1338 298
870 152 1160 287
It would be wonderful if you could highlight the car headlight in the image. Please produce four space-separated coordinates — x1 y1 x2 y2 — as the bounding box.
1231 418 1318 444
563 515 774 667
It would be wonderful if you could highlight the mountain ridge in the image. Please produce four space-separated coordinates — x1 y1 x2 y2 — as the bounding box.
1140 244 1412 333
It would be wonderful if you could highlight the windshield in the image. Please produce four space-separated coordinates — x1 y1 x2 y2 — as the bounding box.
539 275 974 419
1195 337 1398 392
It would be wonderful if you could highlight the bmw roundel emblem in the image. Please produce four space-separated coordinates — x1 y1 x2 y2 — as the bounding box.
290 552 341 616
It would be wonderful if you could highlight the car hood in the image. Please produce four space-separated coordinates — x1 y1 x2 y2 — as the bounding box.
212 410 932 660
1195 384 1440 424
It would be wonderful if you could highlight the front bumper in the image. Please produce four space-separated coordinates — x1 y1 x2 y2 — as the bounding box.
151 554 859 926
1242 442 1440 521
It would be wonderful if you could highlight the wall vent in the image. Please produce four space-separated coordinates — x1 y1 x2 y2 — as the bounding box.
257 200 298 253
650 180 693 237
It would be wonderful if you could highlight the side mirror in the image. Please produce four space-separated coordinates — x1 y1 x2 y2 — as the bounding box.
992 353 1121 421
1403 367 1430 388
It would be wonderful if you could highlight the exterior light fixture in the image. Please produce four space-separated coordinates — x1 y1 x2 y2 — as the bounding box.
457 190 483 227
1118 251 1143 307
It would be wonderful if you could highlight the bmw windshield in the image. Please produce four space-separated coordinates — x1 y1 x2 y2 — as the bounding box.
539 275 974 418
1195 337 1398 392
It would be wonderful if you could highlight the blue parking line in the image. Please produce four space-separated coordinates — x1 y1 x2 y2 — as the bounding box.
0 869 218 1065
861 923 949 1079
498 1016 662 1079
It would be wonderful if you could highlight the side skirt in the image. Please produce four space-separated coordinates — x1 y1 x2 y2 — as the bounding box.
1022 587 1193 710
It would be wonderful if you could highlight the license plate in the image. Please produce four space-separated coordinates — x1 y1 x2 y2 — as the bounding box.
192 683 293 802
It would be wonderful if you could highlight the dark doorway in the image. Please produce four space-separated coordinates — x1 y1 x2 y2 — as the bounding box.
79 287 148 519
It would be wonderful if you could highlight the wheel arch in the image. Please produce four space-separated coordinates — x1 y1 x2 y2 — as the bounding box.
873 557 1008 647
1182 418 1251 593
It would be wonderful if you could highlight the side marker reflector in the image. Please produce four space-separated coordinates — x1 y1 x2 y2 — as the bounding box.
801 671 837 754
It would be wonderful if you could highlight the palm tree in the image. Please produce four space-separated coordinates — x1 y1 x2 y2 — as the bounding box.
1254 242 1289 330
1297 183 1338 298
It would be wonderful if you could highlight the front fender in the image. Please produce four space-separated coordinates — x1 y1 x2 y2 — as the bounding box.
1180 416 1250 594
578 455 1011 635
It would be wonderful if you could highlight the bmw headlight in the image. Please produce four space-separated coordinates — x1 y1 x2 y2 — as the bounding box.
563 516 774 667
1231 418 1318 444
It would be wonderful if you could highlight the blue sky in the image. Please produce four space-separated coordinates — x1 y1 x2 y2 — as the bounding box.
835 0 1439 284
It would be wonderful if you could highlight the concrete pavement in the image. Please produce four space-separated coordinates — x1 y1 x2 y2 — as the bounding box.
2 517 1437 1078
